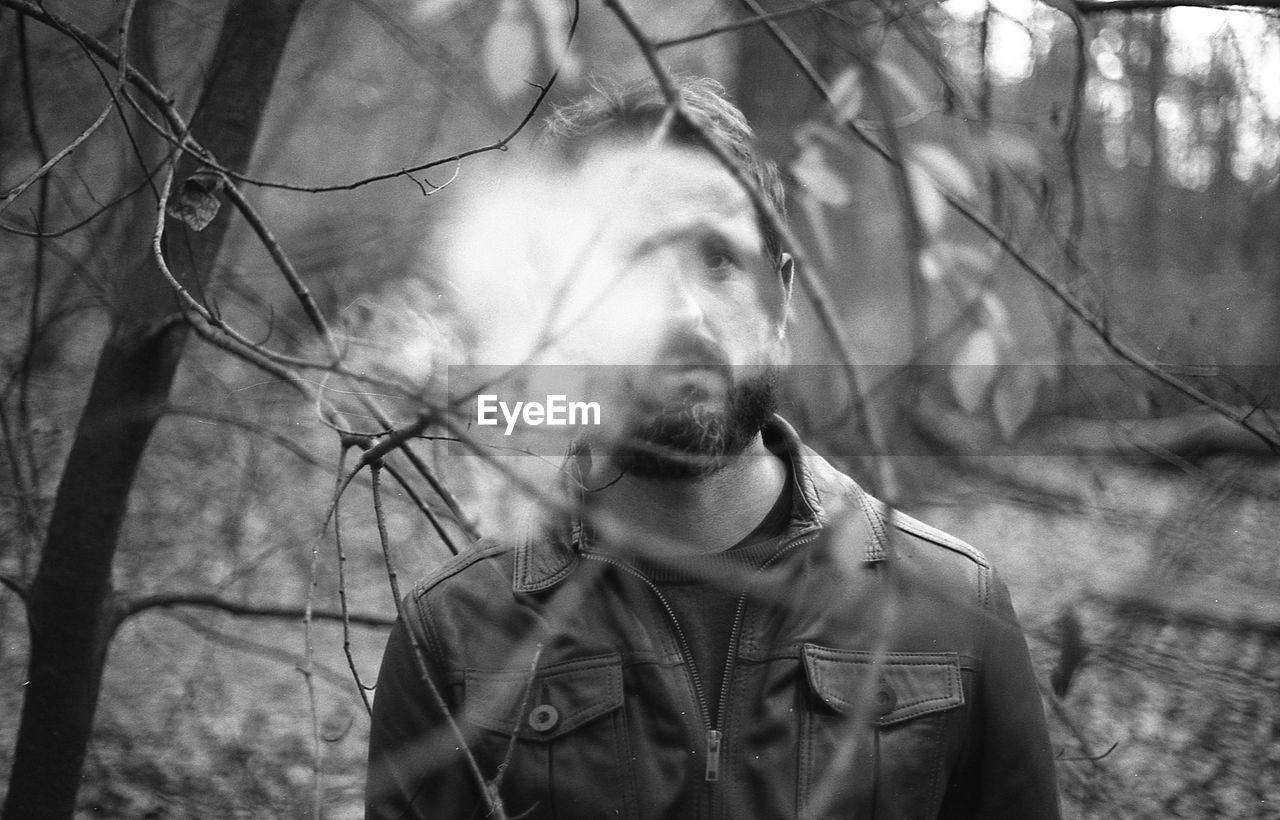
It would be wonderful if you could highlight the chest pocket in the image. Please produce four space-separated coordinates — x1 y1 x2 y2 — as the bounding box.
463 653 635 819
799 645 965 819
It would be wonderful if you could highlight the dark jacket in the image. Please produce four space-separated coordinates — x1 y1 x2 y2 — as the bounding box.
366 418 1060 819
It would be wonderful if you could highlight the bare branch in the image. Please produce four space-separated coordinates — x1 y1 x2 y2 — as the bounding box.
219 177 340 359
0 573 29 602
0 0 581 196
330 447 375 716
655 0 855 49
160 610 363 690
119 592 392 627
0 0 138 216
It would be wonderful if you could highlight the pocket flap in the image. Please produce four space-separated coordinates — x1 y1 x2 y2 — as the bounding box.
802 645 963 725
465 653 623 742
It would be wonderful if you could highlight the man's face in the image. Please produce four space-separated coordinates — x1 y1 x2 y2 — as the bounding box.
552 140 792 477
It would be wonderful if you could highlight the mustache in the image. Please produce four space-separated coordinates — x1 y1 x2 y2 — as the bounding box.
654 334 731 371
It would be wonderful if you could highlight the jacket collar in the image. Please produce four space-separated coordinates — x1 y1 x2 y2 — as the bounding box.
513 415 889 593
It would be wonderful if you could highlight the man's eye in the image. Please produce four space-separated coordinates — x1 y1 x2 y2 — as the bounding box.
703 250 737 277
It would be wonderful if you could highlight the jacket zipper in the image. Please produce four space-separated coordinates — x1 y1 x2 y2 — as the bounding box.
583 530 819 784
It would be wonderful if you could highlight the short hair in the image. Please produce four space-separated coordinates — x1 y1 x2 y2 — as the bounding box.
540 77 788 267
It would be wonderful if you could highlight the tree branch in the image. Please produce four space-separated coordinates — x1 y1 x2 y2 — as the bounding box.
0 573 29 602
0 0 581 196
655 0 855 49
119 592 392 628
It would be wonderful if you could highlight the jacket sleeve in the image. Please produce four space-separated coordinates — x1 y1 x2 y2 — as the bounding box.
961 570 1062 818
365 608 486 819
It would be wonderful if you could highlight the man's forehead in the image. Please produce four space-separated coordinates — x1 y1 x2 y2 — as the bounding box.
565 140 755 227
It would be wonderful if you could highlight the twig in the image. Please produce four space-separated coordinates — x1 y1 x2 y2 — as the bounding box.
492 644 544 795
160 610 360 690
332 446 375 716
0 0 581 196
163 403 327 468
373 458 509 817
148 158 351 377
654 0 855 48
6 0 489 537
219 177 340 359
369 463 404 609
0 0 138 216
0 573 29 601
301 453 336 820
0 160 163 238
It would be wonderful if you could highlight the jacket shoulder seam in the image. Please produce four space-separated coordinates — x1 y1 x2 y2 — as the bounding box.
411 543 508 600
891 511 991 569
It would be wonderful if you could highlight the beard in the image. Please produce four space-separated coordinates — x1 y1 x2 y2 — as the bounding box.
611 366 778 479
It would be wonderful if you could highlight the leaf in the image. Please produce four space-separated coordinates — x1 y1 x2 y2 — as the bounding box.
483 0 537 103
1050 605 1088 698
985 127 1043 174
911 142 976 202
929 240 990 274
791 143 852 206
827 65 864 122
918 248 945 283
950 328 1000 414
980 291 1010 336
905 161 946 235
165 170 223 232
874 57 932 117
992 365 1042 441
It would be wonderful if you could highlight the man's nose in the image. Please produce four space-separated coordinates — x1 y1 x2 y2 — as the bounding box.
660 261 705 332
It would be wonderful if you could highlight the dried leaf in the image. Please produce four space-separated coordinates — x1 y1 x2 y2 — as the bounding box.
792 143 852 206
986 127 1043 174
906 161 946 235
918 248 945 283
950 328 1000 413
980 291 1010 334
930 240 991 274
874 57 932 117
911 142 976 202
828 65 864 122
993 365 1042 441
165 170 223 232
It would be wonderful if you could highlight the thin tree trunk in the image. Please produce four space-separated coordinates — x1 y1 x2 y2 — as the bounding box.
3 2 304 816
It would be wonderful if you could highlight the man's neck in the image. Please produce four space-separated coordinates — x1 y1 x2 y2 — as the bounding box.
586 434 787 557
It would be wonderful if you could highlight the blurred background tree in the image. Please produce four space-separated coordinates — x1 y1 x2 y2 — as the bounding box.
1 0 1277 817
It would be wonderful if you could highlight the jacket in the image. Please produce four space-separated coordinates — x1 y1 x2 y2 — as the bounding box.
366 418 1061 818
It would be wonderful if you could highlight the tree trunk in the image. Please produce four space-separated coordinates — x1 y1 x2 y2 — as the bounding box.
3 2 304 816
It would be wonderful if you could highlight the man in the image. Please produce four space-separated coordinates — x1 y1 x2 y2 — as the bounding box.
366 77 1060 819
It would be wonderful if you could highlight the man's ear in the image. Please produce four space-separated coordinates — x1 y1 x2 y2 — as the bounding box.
779 252 796 295
773 253 795 361
777 252 795 321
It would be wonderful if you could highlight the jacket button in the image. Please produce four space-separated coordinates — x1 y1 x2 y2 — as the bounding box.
874 687 897 715
528 704 559 732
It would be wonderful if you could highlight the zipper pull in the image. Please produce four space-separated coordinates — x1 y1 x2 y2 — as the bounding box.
705 729 723 782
